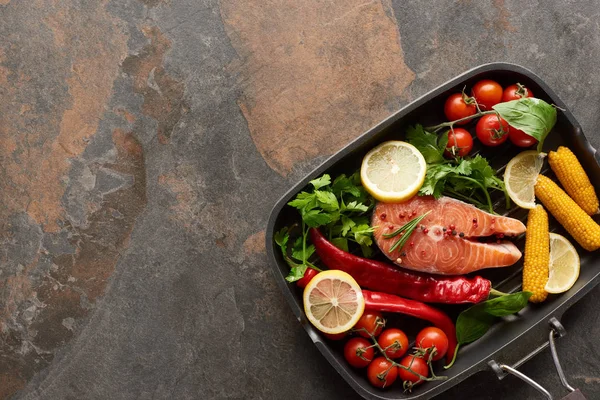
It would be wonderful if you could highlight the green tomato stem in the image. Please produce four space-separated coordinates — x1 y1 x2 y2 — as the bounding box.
427 110 496 132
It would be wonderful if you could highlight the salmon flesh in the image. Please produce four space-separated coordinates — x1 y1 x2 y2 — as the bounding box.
372 196 526 275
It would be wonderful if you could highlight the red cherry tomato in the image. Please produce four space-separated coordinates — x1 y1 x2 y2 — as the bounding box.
475 114 510 146
367 357 398 388
416 327 449 362
353 311 385 338
502 83 534 102
471 79 503 110
377 328 409 359
509 127 538 147
296 268 318 288
398 355 429 386
323 332 347 341
444 128 474 157
444 93 477 124
343 337 374 368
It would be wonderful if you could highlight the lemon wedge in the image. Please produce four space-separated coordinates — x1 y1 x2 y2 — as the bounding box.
504 150 546 209
303 270 365 334
545 233 580 294
360 141 426 202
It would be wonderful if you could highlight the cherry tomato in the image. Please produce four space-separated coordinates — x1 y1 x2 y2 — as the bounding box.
444 128 474 157
475 114 509 146
398 355 429 386
416 327 449 362
296 268 318 288
353 311 385 338
367 357 398 388
323 332 347 341
471 79 503 110
502 83 534 102
509 127 538 148
343 337 374 368
377 328 409 359
444 93 477 124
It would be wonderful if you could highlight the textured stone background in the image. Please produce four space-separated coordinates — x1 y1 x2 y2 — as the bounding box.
1 0 600 399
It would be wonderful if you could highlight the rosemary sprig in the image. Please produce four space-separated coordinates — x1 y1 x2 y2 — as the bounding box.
385 211 431 253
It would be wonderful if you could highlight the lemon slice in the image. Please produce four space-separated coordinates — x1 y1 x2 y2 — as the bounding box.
303 270 365 334
545 233 580 294
504 150 546 209
360 141 426 202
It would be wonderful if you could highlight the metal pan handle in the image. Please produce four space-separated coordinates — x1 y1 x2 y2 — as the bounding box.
488 317 587 400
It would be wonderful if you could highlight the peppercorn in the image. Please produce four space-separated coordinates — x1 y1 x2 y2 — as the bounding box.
459 232 465 238
452 230 457 236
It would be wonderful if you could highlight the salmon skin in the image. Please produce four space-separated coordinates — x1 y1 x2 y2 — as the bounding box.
372 196 526 275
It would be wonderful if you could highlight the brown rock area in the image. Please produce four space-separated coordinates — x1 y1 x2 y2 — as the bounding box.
220 0 415 176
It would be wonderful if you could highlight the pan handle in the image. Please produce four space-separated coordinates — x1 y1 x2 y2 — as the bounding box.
488 317 587 400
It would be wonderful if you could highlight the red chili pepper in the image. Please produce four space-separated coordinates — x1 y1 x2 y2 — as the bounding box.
310 228 491 304
362 290 457 365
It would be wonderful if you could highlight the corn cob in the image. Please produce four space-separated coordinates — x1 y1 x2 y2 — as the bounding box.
522 205 549 303
548 146 599 215
535 175 600 251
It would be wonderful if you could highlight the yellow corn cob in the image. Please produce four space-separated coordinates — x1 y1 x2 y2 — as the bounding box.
535 175 600 251
522 205 549 303
548 146 599 215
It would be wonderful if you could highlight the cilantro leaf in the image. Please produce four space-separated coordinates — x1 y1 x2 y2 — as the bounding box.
274 227 290 249
285 265 308 282
315 190 339 212
344 201 369 213
291 237 315 261
330 237 349 252
287 192 316 211
276 228 311 283
406 124 446 164
310 174 331 190
331 174 361 198
340 215 355 236
352 224 374 247
302 209 332 227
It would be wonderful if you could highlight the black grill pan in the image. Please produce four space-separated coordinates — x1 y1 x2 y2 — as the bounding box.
265 63 600 399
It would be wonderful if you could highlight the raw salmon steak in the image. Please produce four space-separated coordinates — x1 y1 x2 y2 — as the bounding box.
372 196 526 275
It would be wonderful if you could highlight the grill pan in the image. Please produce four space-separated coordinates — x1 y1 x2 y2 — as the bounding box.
265 63 600 399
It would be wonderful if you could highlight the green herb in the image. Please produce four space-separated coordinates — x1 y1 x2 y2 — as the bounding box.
443 291 531 369
384 211 431 252
280 172 374 282
407 125 507 212
456 291 532 345
406 125 448 164
493 98 557 152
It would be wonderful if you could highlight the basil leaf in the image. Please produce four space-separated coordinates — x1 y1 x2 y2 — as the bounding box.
493 98 557 152
455 291 531 345
482 291 532 317
456 307 495 344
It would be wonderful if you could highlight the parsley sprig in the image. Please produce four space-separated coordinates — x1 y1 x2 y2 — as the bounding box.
276 172 375 282
406 125 508 213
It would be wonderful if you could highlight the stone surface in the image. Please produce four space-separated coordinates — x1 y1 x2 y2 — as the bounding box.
0 0 600 399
